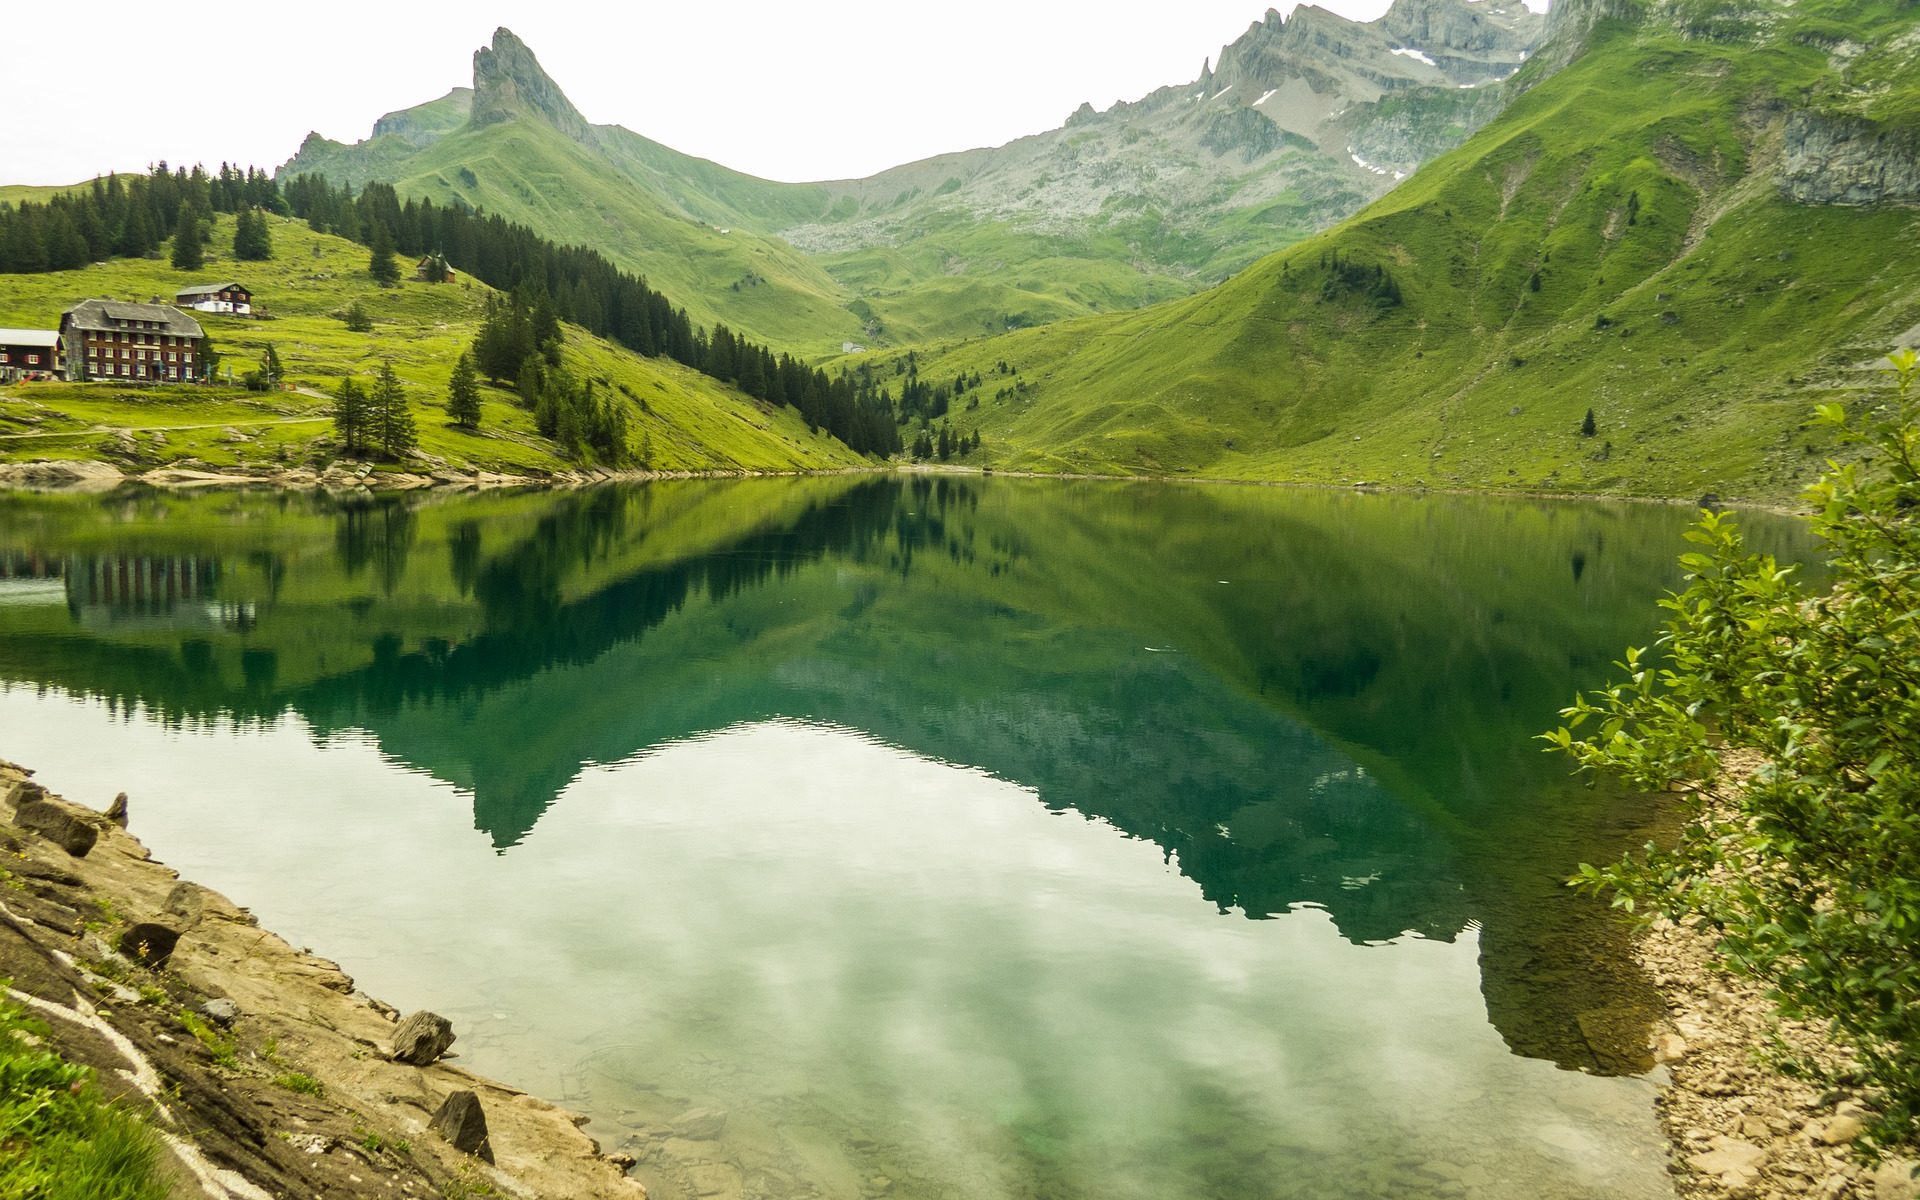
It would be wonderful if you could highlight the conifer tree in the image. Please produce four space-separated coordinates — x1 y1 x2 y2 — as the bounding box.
368 223 400 286
332 376 370 455
447 351 482 429
373 360 417 458
233 207 273 261
262 342 285 383
170 206 203 271
342 299 373 332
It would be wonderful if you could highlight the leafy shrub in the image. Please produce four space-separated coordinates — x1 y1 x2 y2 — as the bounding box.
1546 350 1920 1145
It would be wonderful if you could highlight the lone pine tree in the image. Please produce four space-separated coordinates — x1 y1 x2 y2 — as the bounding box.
447 351 482 429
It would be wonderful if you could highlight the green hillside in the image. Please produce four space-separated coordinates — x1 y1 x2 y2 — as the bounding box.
288 117 866 357
0 214 866 476
880 0 1920 500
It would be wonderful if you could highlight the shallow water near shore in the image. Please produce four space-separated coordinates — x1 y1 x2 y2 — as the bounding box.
0 478 1818 1199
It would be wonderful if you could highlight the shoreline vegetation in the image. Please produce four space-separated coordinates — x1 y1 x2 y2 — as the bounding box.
0 758 643 1200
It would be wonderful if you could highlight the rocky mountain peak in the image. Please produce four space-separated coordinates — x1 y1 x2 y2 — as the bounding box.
471 27 592 142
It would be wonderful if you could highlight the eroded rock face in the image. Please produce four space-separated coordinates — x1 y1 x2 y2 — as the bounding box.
1781 110 1920 206
390 1011 457 1065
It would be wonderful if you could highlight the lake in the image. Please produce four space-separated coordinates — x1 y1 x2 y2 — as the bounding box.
0 477 1817 1199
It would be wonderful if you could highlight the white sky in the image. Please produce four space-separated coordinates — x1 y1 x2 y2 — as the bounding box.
0 0 1549 188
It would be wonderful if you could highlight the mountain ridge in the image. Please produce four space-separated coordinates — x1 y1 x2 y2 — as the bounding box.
279 4 1546 352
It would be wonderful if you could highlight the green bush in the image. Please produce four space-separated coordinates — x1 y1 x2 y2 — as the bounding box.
1546 349 1920 1146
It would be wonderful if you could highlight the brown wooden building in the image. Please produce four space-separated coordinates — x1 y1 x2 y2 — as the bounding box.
175 282 253 315
0 329 59 381
58 300 205 383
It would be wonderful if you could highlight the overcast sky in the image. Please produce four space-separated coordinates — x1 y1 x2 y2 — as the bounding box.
0 0 1549 188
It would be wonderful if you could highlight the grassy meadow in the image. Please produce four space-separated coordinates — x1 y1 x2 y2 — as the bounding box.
0 213 867 475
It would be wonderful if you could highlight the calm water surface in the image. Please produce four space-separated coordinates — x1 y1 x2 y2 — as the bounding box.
0 478 1817 1199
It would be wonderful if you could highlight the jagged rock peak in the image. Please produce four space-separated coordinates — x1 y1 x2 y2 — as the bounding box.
1382 0 1542 54
472 27 591 142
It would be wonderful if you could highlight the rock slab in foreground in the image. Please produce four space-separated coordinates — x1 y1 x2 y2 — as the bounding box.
13 798 98 857
430 1090 494 1162
390 1010 456 1065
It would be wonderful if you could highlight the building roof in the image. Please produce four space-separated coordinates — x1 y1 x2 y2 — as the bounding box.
60 300 204 339
0 329 59 348
175 282 249 298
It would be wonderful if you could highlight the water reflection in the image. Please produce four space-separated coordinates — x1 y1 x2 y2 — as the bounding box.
0 478 1818 1195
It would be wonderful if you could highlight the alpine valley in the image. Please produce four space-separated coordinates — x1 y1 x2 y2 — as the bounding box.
271 0 1920 499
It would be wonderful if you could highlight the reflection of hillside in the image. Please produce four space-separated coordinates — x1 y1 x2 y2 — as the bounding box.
0 479 1819 1075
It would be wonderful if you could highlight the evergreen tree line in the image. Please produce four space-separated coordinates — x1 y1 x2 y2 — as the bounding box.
332 361 417 460
0 161 282 274
283 173 902 457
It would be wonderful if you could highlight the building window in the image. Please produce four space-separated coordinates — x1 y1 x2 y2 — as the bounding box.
25 355 38 365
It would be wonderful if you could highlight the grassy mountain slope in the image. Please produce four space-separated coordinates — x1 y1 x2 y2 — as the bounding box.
0 214 865 475
288 117 865 356
884 1 1920 499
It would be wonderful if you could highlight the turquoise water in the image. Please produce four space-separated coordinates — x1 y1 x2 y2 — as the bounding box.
0 478 1816 1198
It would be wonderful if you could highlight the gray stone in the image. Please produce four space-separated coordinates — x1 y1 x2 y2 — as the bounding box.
430 1090 493 1162
389 1011 456 1065
117 922 181 968
199 998 241 1029
13 799 97 857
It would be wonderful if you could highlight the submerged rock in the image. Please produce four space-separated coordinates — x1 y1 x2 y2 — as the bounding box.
673 1107 728 1140
431 1090 494 1162
390 1011 456 1065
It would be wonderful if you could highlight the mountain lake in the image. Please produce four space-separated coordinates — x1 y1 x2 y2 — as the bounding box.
0 476 1819 1200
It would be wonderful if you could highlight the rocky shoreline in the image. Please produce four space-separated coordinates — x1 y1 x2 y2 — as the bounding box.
1634 879 1916 1199
0 757 645 1199
0 457 887 493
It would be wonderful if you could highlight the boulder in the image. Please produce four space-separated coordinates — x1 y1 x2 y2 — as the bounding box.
117 922 181 968
105 792 129 828
199 998 241 1029
13 799 98 857
430 1090 494 1162
163 882 207 927
390 1011 456 1065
